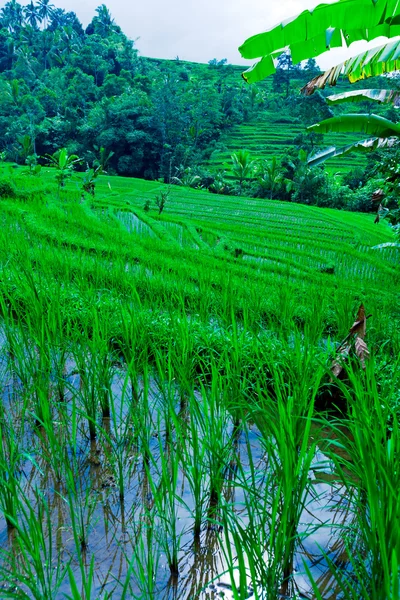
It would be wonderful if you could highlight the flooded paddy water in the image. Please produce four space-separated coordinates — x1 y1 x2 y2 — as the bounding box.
0 346 357 600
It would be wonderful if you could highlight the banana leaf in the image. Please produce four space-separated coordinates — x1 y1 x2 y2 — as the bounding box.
308 136 399 166
308 113 400 136
302 38 400 94
239 0 400 83
326 89 400 106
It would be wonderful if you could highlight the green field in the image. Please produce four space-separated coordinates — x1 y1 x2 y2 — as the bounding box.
0 166 398 598
206 110 368 176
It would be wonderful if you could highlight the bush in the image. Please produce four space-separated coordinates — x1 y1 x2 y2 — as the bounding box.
348 179 384 213
0 177 17 198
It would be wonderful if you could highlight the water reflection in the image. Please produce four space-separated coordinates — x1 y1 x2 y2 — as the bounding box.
0 348 361 599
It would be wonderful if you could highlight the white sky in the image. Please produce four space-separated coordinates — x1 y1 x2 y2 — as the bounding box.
17 0 398 69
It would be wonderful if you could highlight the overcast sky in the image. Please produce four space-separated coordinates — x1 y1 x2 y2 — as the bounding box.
18 0 397 69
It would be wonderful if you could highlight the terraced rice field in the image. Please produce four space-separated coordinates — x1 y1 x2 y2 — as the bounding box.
206 111 368 176
0 167 399 599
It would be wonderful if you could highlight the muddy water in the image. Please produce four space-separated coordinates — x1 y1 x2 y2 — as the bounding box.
0 359 354 599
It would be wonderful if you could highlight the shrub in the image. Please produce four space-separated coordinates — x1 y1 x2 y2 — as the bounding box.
0 177 17 198
348 179 384 213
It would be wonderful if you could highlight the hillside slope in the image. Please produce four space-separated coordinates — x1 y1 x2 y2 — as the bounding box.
3 166 396 337
0 167 399 598
205 108 368 176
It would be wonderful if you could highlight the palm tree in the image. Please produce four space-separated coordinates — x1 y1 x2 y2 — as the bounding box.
48 8 67 31
94 4 115 35
37 0 54 29
1 0 23 33
23 1 40 29
0 37 17 70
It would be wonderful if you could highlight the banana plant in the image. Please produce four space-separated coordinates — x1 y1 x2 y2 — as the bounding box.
82 165 102 196
231 150 257 194
45 148 81 190
255 156 292 199
307 114 400 165
238 0 400 84
302 38 400 95
326 89 400 107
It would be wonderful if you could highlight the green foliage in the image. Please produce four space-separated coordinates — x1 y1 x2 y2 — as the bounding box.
0 176 17 198
0 6 263 180
81 165 102 196
209 171 231 195
238 0 400 83
171 165 202 188
305 38 400 92
45 147 81 188
254 156 290 199
230 150 256 192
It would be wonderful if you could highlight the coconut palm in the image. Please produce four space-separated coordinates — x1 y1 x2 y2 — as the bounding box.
0 37 16 70
94 4 115 36
37 0 54 29
1 0 23 33
23 1 40 29
256 156 290 200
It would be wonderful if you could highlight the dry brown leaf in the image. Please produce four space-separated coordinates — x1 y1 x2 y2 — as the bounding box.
372 189 384 202
331 342 351 379
374 204 383 224
331 304 370 380
355 337 370 368
349 304 366 338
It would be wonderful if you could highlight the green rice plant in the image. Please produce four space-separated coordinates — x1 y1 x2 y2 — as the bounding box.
0 491 69 599
34 399 72 484
98 379 138 502
314 360 400 599
249 339 325 593
144 419 185 578
126 509 161 598
1 316 50 425
173 392 210 539
191 373 238 527
65 462 98 555
118 304 150 403
71 341 99 441
65 556 96 600
215 413 290 598
0 417 23 529
88 307 117 420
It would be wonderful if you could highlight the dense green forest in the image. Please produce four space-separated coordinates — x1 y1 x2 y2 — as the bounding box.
0 0 270 180
1 0 397 212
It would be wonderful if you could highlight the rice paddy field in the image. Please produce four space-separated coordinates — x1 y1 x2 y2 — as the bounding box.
0 165 399 599
206 112 368 177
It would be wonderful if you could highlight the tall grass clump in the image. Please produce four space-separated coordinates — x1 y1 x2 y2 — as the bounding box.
0 491 68 599
220 337 327 597
311 360 400 599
